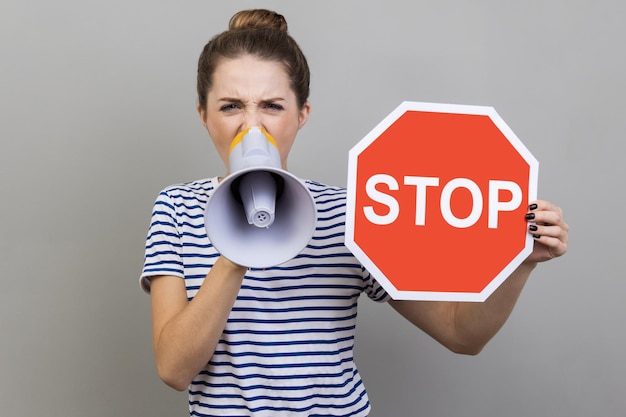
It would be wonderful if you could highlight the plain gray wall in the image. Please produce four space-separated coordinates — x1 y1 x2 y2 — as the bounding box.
1 1 624 416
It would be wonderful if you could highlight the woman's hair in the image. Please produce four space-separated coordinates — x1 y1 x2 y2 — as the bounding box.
197 9 310 111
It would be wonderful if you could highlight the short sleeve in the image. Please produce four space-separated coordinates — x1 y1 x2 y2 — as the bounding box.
361 267 391 303
139 190 184 293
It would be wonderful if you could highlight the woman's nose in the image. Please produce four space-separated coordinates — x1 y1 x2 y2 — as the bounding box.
243 110 264 131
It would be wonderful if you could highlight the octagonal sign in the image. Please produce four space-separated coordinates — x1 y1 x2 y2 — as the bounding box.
345 102 538 302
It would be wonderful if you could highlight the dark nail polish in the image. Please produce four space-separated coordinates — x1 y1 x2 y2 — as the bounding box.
525 213 535 220
528 203 538 211
529 225 538 231
533 234 541 239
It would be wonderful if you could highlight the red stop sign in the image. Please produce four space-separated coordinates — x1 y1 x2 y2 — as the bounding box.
345 102 538 301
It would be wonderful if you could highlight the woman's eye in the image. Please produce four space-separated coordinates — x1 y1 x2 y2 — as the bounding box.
220 103 240 111
265 102 284 111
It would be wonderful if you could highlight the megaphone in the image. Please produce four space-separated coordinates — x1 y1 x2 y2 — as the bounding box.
204 127 317 268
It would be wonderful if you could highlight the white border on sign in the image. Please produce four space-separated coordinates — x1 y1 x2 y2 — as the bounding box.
345 101 539 302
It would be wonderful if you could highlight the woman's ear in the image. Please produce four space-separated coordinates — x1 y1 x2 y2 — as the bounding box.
197 103 208 129
298 102 311 129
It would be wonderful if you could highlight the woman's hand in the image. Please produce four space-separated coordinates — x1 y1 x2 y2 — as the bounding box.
524 200 569 264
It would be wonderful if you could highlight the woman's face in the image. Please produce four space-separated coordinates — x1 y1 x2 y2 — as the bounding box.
198 55 310 173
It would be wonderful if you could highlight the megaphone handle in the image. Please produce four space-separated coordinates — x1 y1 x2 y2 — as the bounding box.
238 171 277 228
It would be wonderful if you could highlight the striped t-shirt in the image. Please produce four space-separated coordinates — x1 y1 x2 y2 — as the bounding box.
141 177 390 417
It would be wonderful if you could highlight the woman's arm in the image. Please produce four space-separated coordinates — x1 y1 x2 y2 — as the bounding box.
389 200 569 355
150 256 247 391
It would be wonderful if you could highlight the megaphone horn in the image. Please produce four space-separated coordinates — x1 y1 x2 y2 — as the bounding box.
204 127 317 268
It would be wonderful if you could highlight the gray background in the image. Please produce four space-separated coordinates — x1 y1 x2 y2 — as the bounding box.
1 1 624 416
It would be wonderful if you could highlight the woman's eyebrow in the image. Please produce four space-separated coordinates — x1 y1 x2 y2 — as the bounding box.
217 96 287 102
216 97 242 103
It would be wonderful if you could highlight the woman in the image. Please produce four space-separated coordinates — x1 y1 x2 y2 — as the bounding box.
141 9 569 416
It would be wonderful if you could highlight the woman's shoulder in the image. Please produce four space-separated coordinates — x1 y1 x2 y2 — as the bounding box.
305 179 346 195
159 177 218 199
304 179 347 214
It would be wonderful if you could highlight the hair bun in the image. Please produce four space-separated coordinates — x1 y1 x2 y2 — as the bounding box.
228 9 288 32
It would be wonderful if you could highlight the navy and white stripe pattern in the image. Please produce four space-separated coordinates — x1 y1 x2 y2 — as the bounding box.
141 177 390 416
